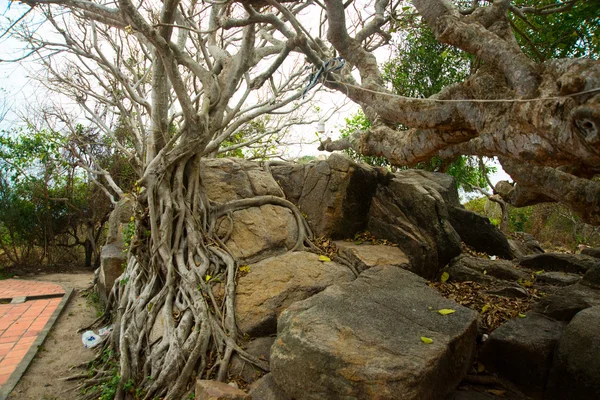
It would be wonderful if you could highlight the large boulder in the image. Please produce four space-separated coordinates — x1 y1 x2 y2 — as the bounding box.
228 336 275 384
443 255 529 284
546 306 600 400
508 232 544 259
195 380 250 400
272 154 383 238
448 207 515 260
270 266 478 400
201 158 299 263
536 271 581 286
235 251 355 336
518 253 600 274
478 313 567 399
580 246 600 259
368 174 462 279
334 241 410 273
533 283 600 321
248 374 291 400
97 242 126 303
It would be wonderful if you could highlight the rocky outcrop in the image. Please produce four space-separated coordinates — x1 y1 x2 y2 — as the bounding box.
508 232 544 258
270 266 478 400
448 207 515 260
235 251 355 336
443 255 529 284
229 336 275 384
479 313 567 399
546 306 600 400
248 374 291 400
536 271 581 286
271 154 384 238
580 246 600 259
368 175 462 279
334 241 410 273
518 253 600 274
201 158 298 263
195 380 250 400
581 266 600 289
533 283 600 321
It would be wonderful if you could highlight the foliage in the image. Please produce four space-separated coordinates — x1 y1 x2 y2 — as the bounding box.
218 116 282 161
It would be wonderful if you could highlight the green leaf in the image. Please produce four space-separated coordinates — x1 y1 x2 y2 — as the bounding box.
518 313 527 318
438 309 456 315
318 255 331 262
205 275 212 282
420 336 433 344
440 272 450 283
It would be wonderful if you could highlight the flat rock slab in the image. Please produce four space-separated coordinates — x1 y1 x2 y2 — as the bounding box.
518 253 600 274
546 306 600 400
444 255 529 284
334 241 410 273
533 283 600 321
479 313 567 398
536 271 581 286
248 373 291 400
271 266 478 400
235 251 355 337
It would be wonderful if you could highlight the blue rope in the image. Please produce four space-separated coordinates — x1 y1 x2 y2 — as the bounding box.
302 57 346 98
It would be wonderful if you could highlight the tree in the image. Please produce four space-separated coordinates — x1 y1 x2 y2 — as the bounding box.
318 0 600 225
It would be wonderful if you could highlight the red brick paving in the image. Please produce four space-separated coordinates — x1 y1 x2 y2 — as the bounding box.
0 279 65 388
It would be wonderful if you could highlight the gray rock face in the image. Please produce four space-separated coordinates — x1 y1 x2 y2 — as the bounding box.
368 175 462 279
536 271 581 286
195 379 250 400
518 253 600 274
546 306 600 400
235 251 355 336
270 266 478 400
581 266 600 289
479 313 567 399
248 374 291 400
508 232 544 259
97 242 126 303
229 337 275 384
533 283 600 321
334 241 410 273
448 207 515 260
581 246 600 259
444 255 529 284
394 169 461 207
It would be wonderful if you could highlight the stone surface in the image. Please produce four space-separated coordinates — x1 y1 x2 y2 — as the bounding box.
229 336 275 384
195 380 250 400
368 174 462 279
581 266 600 289
295 154 381 238
334 241 410 273
221 205 298 263
518 253 600 274
485 285 529 299
395 169 461 207
546 306 600 400
479 313 567 399
248 374 291 400
270 266 478 400
536 271 581 286
444 255 529 284
235 251 355 336
448 207 515 260
269 163 307 204
97 241 126 303
580 246 600 259
507 232 544 259
533 283 600 321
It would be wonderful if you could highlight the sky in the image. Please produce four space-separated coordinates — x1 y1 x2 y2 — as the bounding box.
0 0 511 188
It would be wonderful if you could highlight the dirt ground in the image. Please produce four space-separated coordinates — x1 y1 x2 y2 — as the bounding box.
7 272 99 400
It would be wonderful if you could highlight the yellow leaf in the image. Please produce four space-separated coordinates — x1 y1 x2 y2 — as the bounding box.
487 389 506 396
535 270 544 275
438 309 456 315
239 265 251 273
318 255 331 262
481 304 490 313
440 272 450 283
420 336 433 344
483 270 487 275
477 362 485 373
521 280 533 287
205 275 212 282
518 313 526 318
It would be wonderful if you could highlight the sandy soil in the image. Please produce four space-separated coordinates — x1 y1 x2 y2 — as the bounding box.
7 272 99 400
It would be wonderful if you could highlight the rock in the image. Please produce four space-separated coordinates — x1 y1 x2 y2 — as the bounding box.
485 286 529 299
508 232 544 259
248 374 291 400
270 266 478 400
235 251 355 336
546 306 600 400
581 266 600 289
581 246 600 258
195 380 250 400
220 205 298 263
97 242 126 303
444 255 529 284
334 241 410 273
536 271 581 286
229 337 275 384
448 207 515 260
533 283 600 321
395 169 461 207
368 174 462 279
518 253 600 274
201 158 283 203
296 154 381 238
269 163 306 204
479 313 567 399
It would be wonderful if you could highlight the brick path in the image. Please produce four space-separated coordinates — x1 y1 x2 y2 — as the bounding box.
0 280 66 388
